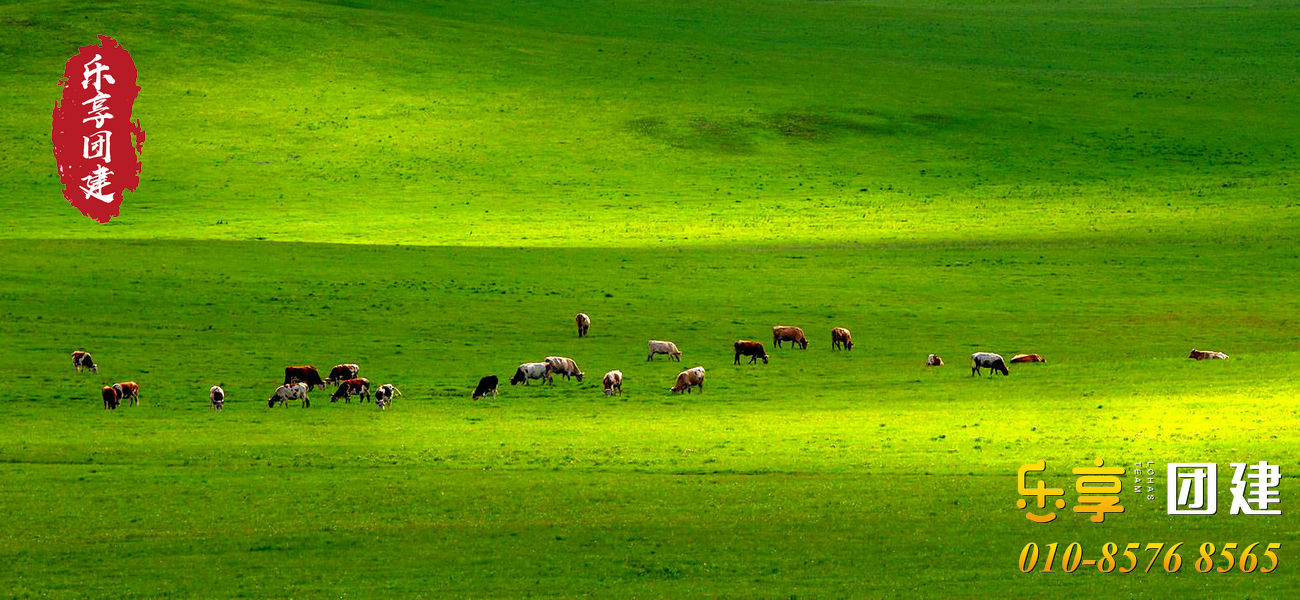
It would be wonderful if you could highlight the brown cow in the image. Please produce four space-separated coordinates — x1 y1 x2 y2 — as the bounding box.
101 386 120 410
284 365 326 389
326 363 360 385
831 327 853 350
733 340 769 364
72 351 98 374
112 381 140 407
773 326 808 350
331 378 371 403
926 354 945 367
1189 349 1229 360
576 313 591 338
1009 354 1046 364
670 367 706 394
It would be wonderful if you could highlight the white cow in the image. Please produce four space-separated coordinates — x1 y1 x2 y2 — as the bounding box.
269 382 310 408
647 340 682 362
511 362 553 386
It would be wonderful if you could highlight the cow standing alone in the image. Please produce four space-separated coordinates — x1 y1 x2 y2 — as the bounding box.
773 326 809 350
971 352 1010 376
1189 349 1229 360
733 340 769 364
670 366 706 394
545 356 585 381
72 351 98 374
647 340 682 361
575 313 591 338
831 327 853 350
269 382 310 408
210 385 225 410
603 370 623 396
472 376 498 400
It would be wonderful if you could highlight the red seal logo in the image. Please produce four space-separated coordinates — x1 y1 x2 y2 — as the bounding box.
51 35 145 223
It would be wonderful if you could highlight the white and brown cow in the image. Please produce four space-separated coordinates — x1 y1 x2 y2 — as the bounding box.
647 340 682 362
327 363 360 385
72 351 98 374
926 354 945 367
269 382 310 408
575 313 591 338
603 370 623 396
112 381 140 407
670 366 706 394
1189 349 1229 360
773 326 809 350
209 385 225 410
545 356 585 382
331 378 371 403
510 362 552 386
1010 354 1046 364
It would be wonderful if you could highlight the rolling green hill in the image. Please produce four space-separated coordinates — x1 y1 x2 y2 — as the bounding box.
1 1 1297 597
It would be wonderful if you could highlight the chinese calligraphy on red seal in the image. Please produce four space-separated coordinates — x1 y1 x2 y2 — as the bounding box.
51 35 145 223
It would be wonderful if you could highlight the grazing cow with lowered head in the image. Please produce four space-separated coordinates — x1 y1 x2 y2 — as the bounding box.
576 313 591 338
327 363 360 385
773 326 809 350
284 365 326 390
670 366 707 394
472 376 498 400
73 351 98 374
971 352 1010 376
647 340 682 362
511 362 552 386
210 385 225 410
102 386 120 410
927 354 945 367
1010 354 1045 364
733 340 769 365
112 381 140 407
603 370 623 396
545 356 585 382
269 382 310 408
1189 349 1229 360
331 378 371 403
831 327 853 350
376 383 403 406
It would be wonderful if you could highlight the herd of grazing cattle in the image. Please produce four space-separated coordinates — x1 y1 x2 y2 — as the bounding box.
71 313 1231 410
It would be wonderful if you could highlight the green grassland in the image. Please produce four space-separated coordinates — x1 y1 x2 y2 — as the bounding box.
2 0 1299 597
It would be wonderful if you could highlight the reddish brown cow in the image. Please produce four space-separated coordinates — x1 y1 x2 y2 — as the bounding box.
331 378 371 403
1009 354 1045 364
284 365 326 389
101 386 120 410
733 340 769 364
326 363 360 385
772 326 809 350
926 354 945 367
831 327 853 351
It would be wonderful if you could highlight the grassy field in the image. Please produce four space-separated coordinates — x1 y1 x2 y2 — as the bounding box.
2 0 1299 597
